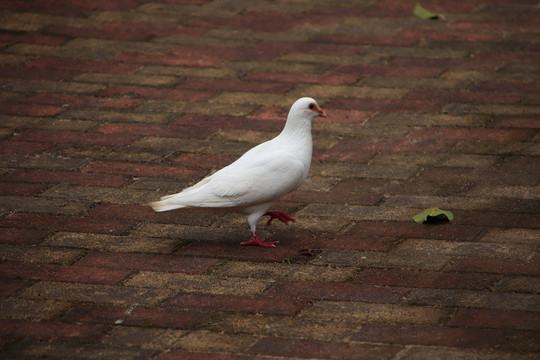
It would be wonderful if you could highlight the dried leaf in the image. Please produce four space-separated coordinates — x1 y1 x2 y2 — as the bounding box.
414 3 446 20
413 207 454 224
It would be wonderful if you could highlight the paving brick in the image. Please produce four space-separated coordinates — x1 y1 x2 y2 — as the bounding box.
0 227 49 245
82 160 199 180
248 336 402 360
397 346 539 360
13 129 139 146
76 252 219 274
25 93 143 109
0 261 131 285
44 232 181 254
0 278 28 297
264 281 407 304
355 268 499 291
351 323 538 352
214 261 354 282
301 301 449 325
0 243 84 265
177 330 257 353
165 292 307 316
3 341 157 360
125 271 271 296
447 257 540 276
27 56 140 74
6 169 130 187
0 0 538 358
406 288 540 312
0 298 70 320
19 281 172 306
0 319 106 342
0 101 65 117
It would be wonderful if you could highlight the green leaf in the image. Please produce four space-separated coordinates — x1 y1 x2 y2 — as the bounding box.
413 207 454 224
414 3 446 20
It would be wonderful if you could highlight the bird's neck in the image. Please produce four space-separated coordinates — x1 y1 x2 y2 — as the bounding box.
280 115 312 141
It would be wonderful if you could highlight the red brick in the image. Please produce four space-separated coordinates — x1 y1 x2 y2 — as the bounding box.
0 66 72 81
399 28 499 43
115 52 224 67
284 188 381 206
352 323 535 350
313 138 375 163
2 212 136 235
177 241 296 262
25 94 142 109
156 352 259 360
62 304 128 324
98 85 212 102
125 307 212 329
0 262 131 284
248 337 402 359
490 116 540 129
82 160 199 180
179 78 293 93
0 182 48 196
1 213 66 230
328 97 443 113
447 257 540 276
60 217 137 236
96 122 214 139
6 169 130 187
0 33 67 46
247 71 360 85
0 140 52 155
334 64 444 79
474 80 540 93
0 228 49 245
0 278 29 297
172 153 234 170
13 129 138 146
0 319 106 342
165 292 307 316
47 23 206 41
348 221 483 241
448 309 540 331
417 167 537 187
88 203 216 226
355 268 499 290
0 102 65 117
76 252 219 274
0 0 140 15
27 56 141 74
451 210 540 228
175 113 283 133
315 34 418 47
404 89 523 104
264 281 407 304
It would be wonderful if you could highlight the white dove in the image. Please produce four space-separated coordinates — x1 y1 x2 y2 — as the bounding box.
150 97 326 247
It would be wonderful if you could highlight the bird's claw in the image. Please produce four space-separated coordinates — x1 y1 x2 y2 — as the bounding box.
265 211 296 226
241 233 279 247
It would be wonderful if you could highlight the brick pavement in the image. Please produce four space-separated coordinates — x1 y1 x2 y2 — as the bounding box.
0 0 539 359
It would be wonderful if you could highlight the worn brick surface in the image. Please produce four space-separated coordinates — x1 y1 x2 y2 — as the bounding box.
0 0 538 359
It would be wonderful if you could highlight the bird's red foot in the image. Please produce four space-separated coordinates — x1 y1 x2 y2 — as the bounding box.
264 211 296 226
241 232 279 247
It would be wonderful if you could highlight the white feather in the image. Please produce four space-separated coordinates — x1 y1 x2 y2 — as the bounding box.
150 97 325 242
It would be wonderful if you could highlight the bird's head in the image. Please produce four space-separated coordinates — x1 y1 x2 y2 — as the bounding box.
291 97 327 120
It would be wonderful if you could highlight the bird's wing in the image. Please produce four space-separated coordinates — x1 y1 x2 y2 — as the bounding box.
167 147 307 208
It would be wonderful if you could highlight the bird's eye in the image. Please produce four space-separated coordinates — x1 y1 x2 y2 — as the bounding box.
308 103 315 110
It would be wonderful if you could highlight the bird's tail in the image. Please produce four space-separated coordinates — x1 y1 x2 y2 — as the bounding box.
149 197 187 212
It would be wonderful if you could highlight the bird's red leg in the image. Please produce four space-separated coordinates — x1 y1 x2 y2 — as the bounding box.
264 211 296 226
241 232 279 247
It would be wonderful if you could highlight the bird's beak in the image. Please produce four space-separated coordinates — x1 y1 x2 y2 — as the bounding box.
316 107 327 118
